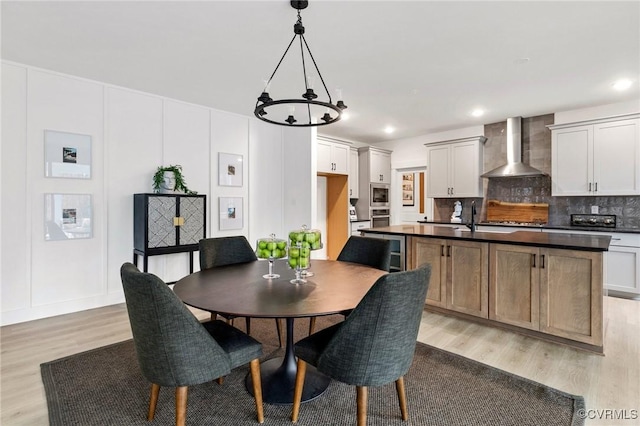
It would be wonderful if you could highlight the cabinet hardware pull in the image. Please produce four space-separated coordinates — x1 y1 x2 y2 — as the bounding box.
595 182 598 192
541 254 545 269
451 187 454 195
441 245 444 257
589 182 592 192
447 246 451 257
532 253 536 268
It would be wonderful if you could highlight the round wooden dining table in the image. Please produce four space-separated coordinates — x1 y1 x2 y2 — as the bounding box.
173 258 386 404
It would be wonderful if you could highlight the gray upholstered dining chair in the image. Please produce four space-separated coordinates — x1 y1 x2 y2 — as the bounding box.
120 262 264 425
199 236 283 346
291 264 431 426
308 235 392 334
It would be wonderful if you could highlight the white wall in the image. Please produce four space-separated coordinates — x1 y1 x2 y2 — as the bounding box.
375 126 484 224
0 62 313 325
555 99 640 124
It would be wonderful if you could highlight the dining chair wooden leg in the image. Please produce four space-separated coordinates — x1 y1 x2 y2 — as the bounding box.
276 318 283 347
356 386 368 426
216 377 224 385
175 386 188 426
246 317 251 335
249 359 264 423
148 383 160 421
291 359 307 422
308 317 316 335
395 376 408 420
210 312 217 321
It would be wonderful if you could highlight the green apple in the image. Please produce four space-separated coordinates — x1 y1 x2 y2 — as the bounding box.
288 257 298 268
305 233 316 244
277 241 286 250
261 249 272 258
301 248 310 258
289 247 300 258
289 231 297 242
301 241 310 249
295 232 304 242
259 241 268 250
311 241 320 250
267 242 276 251
299 257 309 268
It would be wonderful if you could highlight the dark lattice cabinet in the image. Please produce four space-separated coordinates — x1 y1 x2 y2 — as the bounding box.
133 193 206 273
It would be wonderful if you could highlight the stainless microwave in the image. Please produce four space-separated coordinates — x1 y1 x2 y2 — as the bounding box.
370 184 390 207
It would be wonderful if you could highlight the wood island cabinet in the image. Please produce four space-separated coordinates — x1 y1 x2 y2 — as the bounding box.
489 244 540 331
410 237 488 318
539 248 603 347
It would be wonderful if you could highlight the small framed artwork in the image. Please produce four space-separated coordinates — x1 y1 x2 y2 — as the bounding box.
402 173 415 206
218 152 243 187
44 130 92 179
44 193 93 241
219 197 243 230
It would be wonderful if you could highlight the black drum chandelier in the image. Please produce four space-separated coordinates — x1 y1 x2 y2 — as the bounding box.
254 0 347 127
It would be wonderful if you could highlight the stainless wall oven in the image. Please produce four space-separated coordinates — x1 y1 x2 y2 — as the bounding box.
371 208 390 228
370 184 390 207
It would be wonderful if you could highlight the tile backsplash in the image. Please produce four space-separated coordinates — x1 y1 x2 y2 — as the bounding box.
433 114 640 229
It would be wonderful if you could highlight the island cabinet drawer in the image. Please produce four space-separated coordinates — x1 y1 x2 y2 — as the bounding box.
409 237 488 318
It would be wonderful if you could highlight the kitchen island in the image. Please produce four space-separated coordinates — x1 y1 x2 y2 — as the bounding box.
362 224 611 353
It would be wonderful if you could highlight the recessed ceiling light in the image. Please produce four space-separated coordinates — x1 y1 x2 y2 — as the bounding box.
384 126 395 134
612 79 633 91
471 109 485 117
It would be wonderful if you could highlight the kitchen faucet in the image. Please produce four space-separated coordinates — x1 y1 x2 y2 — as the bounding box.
466 201 477 233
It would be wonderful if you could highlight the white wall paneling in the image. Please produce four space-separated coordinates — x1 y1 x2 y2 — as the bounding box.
248 121 285 245
282 126 315 232
1 62 316 325
1 64 29 316
106 87 164 286
210 110 250 240
28 69 105 308
162 100 211 278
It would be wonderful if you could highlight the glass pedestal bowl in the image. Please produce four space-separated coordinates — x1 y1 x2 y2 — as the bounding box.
256 234 287 279
288 225 322 278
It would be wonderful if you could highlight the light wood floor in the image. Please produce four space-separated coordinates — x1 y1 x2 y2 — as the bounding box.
1 297 638 425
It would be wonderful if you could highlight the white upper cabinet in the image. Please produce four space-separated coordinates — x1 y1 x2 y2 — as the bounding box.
317 138 349 175
358 146 392 184
425 136 486 198
550 114 640 196
349 147 359 198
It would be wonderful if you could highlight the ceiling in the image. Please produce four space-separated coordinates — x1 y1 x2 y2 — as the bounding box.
2 1 639 144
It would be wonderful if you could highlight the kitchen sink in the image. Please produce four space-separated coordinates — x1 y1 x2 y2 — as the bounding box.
452 227 512 234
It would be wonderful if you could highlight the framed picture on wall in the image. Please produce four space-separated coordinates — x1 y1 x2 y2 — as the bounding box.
44 193 93 241
219 197 243 230
218 152 243 187
44 130 92 179
402 173 414 206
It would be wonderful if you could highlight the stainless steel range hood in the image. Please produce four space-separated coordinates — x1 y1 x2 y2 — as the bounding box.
481 117 547 178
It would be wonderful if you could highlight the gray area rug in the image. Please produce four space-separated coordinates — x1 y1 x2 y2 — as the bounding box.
41 316 585 425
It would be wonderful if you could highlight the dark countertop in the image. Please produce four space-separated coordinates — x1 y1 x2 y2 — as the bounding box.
362 224 611 252
417 220 640 234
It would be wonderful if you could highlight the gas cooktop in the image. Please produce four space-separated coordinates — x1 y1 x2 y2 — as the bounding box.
570 214 616 228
